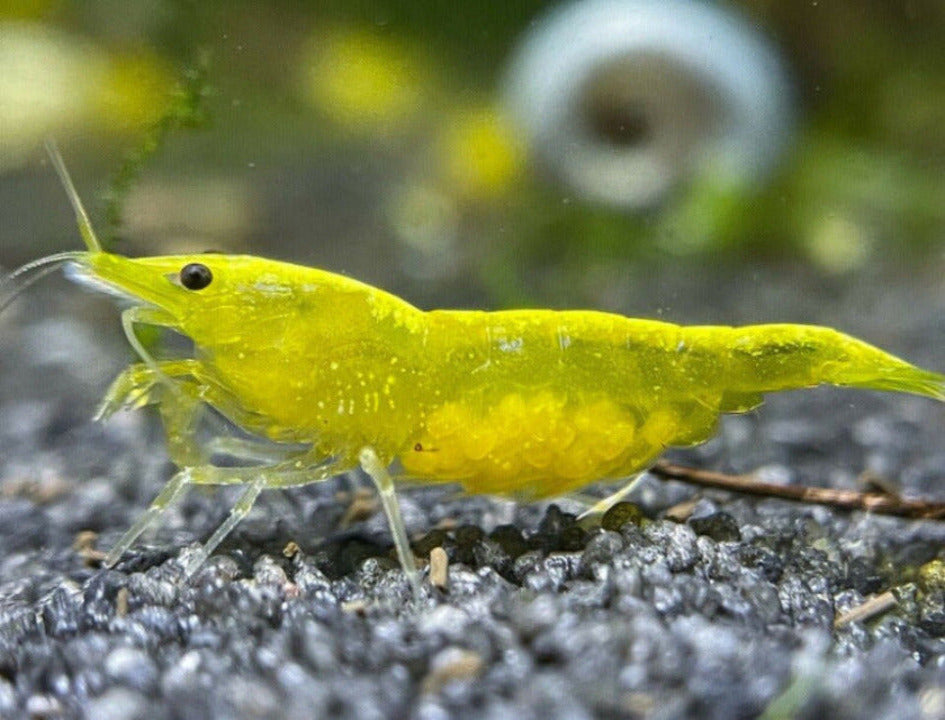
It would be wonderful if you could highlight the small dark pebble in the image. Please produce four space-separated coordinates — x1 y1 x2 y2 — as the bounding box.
736 543 785 583
580 530 625 570
472 538 514 579
530 505 583 553
453 525 486 565
536 504 571 534
316 536 388 579
453 524 485 545
600 502 646 531
689 512 742 542
558 524 587 552
109 548 175 575
918 610 945 637
489 524 530 559
843 556 887 595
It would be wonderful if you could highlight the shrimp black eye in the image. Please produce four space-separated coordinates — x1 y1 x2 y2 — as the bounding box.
179 263 213 290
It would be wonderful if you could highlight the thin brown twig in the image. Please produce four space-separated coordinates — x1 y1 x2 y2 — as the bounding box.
833 590 898 628
649 460 945 521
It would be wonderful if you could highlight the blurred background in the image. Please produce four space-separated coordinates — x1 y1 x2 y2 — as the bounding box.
1 0 944 338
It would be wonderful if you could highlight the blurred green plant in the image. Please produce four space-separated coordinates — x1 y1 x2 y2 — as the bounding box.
103 50 212 246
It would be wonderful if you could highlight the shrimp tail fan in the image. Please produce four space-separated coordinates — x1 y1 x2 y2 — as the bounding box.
832 361 945 402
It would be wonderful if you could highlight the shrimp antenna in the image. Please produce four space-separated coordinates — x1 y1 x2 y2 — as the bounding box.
44 139 103 253
0 251 84 316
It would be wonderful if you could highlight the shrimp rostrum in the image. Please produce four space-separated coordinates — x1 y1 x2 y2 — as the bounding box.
3 146 943 593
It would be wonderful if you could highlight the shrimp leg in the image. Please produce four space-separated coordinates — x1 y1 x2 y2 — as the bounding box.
106 449 352 570
104 467 193 567
98 360 297 467
95 360 205 420
102 364 211 566
359 446 421 599
180 477 265 576
183 453 355 575
575 472 646 522
97 360 212 467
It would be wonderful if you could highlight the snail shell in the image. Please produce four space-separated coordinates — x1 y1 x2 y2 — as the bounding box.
502 0 794 209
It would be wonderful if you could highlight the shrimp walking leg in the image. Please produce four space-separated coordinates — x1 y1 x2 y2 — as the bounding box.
106 440 352 567
174 454 352 571
359 446 421 599
181 477 265 577
576 472 646 522
104 373 211 565
104 468 193 567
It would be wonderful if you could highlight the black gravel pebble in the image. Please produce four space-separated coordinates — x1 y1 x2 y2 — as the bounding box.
600 501 648 532
689 512 741 543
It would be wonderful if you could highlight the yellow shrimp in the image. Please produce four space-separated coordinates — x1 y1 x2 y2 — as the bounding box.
3 144 944 595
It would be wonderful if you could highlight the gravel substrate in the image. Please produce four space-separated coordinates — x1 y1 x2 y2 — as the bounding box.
1 269 944 720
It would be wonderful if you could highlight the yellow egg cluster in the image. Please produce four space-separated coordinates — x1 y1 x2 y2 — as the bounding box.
402 391 647 498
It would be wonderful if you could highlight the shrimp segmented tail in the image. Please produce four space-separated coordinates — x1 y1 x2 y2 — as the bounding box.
718 324 945 401
823 341 945 401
